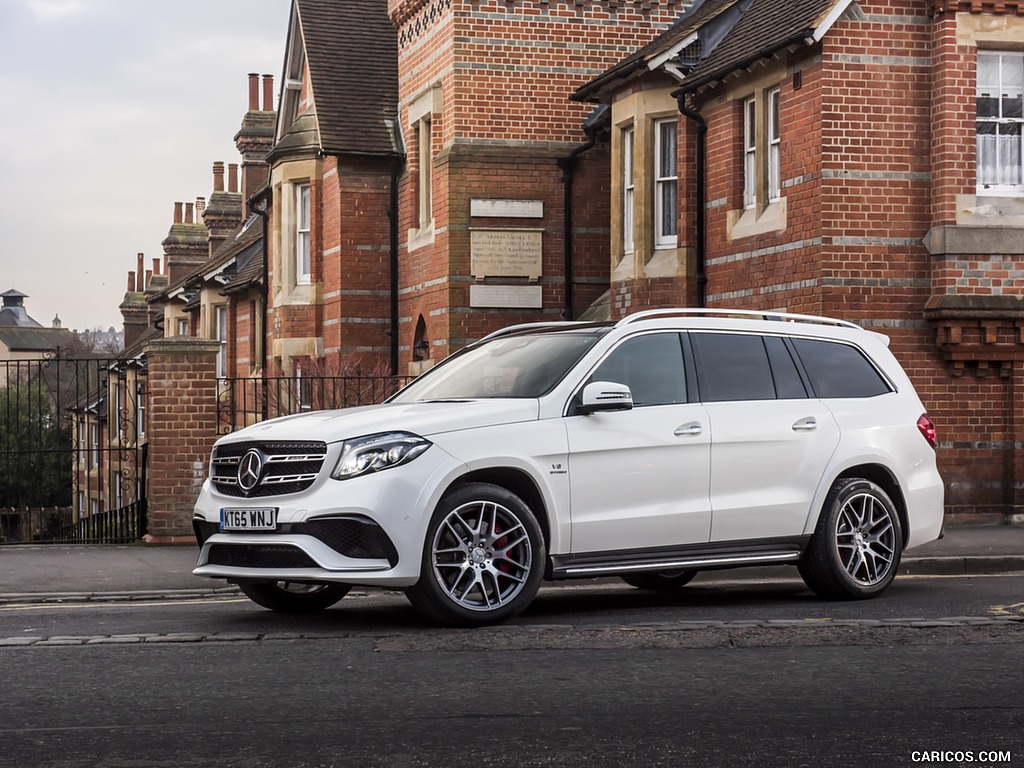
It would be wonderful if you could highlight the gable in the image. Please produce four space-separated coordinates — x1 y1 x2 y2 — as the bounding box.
275 0 400 158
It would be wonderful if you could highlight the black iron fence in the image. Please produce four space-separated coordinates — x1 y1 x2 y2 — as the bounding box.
1 351 147 544
217 373 414 434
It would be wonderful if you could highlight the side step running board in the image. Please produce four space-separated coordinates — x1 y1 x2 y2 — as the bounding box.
552 551 801 579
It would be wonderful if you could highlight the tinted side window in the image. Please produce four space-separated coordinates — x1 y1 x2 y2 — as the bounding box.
589 333 686 406
791 338 891 398
765 336 808 399
692 333 775 402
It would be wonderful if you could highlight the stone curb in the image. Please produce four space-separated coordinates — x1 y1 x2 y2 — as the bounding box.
0 616 1021 648
0 586 242 606
899 555 1024 576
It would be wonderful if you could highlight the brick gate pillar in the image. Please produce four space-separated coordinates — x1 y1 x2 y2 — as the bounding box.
143 337 222 543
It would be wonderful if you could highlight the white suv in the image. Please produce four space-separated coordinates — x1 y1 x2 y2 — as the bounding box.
192 309 944 626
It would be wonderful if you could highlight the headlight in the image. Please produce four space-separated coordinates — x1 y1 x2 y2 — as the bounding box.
330 432 432 481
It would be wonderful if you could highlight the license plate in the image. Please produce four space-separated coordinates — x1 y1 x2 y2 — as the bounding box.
220 508 277 531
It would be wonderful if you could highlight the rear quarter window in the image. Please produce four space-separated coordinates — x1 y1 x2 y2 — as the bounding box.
791 338 892 398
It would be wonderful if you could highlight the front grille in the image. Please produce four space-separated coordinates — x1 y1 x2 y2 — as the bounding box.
212 441 327 498
208 543 317 569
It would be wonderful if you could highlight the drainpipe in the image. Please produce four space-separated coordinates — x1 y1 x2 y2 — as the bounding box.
557 112 605 321
676 94 707 308
388 155 404 375
249 192 271 419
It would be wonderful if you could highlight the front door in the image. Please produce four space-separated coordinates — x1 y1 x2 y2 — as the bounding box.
565 332 712 554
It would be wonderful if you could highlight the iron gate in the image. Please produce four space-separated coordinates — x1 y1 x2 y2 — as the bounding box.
1 350 147 544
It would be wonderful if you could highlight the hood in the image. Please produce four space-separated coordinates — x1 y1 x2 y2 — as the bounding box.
217 399 541 446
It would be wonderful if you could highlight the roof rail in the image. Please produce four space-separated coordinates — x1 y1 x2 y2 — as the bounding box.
476 321 596 344
615 308 862 330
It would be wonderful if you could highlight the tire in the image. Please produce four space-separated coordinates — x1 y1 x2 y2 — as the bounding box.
238 581 351 613
799 478 903 600
620 570 697 590
406 482 546 627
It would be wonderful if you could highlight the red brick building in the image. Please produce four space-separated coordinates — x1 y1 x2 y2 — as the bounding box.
573 0 1024 521
117 0 1024 531
387 0 686 369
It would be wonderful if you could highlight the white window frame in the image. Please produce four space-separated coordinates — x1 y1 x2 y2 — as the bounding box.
767 87 781 202
90 422 99 468
743 96 757 209
743 89 782 209
654 118 679 249
296 183 311 284
136 382 146 439
215 305 228 379
977 51 1024 194
623 126 635 255
176 318 189 337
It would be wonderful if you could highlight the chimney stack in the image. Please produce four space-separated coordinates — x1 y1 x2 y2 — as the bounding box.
262 74 274 111
248 73 260 111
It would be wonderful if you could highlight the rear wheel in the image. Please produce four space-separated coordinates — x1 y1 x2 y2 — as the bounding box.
799 478 903 599
238 581 350 613
620 570 697 590
406 482 545 627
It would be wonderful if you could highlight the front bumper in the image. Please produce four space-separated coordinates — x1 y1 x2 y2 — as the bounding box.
192 442 461 588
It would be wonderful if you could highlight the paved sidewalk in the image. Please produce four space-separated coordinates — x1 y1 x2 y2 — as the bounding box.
0 524 1021 602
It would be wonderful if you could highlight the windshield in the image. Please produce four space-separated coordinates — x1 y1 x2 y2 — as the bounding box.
392 332 602 402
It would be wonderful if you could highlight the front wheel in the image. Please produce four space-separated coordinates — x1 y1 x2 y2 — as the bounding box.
238 581 351 613
406 482 546 627
799 478 903 600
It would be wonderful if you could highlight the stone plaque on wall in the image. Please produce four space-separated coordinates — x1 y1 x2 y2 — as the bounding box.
470 229 543 280
469 284 543 309
470 199 544 218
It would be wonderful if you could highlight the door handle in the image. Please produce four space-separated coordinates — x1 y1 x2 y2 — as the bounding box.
792 417 817 432
674 422 703 437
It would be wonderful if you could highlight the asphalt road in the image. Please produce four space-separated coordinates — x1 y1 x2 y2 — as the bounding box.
2 572 1023 639
2 631 1022 768
2 573 1022 768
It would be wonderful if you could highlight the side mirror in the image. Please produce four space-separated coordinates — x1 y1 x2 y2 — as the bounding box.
578 381 634 415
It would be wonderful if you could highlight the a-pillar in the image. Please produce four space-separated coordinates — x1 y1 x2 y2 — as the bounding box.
143 337 222 543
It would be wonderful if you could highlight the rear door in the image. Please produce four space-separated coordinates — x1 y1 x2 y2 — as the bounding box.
690 332 840 543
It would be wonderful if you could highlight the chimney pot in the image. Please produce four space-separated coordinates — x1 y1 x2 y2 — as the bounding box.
262 74 274 112
185 202 194 224
228 163 239 194
127 271 136 292
136 253 145 290
213 162 225 192
173 202 183 224
196 197 206 217
248 73 260 111
152 258 160 276
145 269 153 289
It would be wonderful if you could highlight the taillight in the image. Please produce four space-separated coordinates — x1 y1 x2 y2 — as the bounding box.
917 414 937 449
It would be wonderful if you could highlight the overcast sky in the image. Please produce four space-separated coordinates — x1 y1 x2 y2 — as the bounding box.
0 0 289 333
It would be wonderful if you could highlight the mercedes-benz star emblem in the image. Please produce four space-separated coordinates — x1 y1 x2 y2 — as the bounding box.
237 449 264 494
